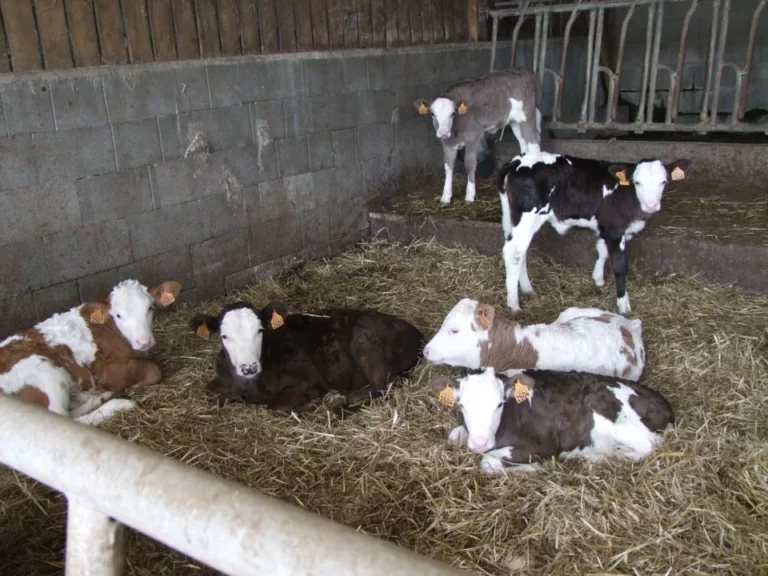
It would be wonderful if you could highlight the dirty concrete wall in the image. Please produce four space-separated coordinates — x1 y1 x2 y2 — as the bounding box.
0 43 507 337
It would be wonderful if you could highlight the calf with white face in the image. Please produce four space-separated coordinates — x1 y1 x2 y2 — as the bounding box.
431 367 674 474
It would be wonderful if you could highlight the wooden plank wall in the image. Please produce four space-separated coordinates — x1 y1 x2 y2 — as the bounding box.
0 0 482 72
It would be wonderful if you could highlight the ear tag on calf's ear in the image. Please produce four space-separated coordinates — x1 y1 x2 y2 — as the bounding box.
89 309 105 325
671 166 685 181
615 170 630 186
270 310 285 330
418 102 429 115
196 324 210 339
478 309 490 330
513 379 530 404
438 385 455 408
160 291 176 307
458 101 468 115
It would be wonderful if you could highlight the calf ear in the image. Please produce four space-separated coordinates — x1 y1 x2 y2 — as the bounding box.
429 375 458 392
474 303 495 331
505 374 535 403
457 100 469 115
260 302 289 330
190 315 219 338
82 302 111 325
149 281 183 307
666 158 691 181
414 99 430 115
607 163 632 187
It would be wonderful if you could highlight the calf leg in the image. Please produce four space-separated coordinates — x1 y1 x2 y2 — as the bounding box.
519 119 541 155
519 253 534 294
76 399 136 426
69 391 113 418
480 446 540 474
510 123 527 154
592 238 609 287
463 139 479 203
440 143 458 204
607 237 631 314
269 387 323 414
98 359 163 393
502 211 545 311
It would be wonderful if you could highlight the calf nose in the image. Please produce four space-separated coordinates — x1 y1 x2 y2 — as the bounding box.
240 362 260 376
423 347 432 360
137 336 154 350
468 436 493 453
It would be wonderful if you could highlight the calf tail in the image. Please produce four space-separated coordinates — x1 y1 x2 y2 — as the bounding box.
498 161 516 240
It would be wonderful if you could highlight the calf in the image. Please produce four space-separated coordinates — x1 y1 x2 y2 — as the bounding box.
498 152 691 313
432 367 674 474
414 68 541 204
423 299 645 381
0 280 182 425
191 302 424 413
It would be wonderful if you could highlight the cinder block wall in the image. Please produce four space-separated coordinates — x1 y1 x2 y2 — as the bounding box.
0 43 505 337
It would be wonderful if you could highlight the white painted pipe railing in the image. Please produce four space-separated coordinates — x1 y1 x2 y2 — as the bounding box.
0 395 466 576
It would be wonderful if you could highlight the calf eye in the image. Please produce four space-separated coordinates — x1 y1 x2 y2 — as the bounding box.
115 314 122 319
497 402 504 408
221 335 228 340
450 328 459 335
258 328 264 334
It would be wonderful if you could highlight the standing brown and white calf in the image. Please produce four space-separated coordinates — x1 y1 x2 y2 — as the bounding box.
414 68 541 204
0 279 181 425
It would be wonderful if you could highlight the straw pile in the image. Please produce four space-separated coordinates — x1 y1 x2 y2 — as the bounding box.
1 238 767 576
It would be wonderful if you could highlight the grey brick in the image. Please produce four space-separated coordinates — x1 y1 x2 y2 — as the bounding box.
368 53 440 90
259 173 315 221
0 136 36 191
358 90 398 126
396 116 432 152
1 79 54 136
225 256 287 292
331 129 357 167
277 137 310 177
357 123 396 161
45 220 133 284
0 239 49 300
0 99 6 138
251 100 286 142
311 165 365 208
207 62 251 108
119 246 194 290
191 229 250 299
0 181 81 247
192 105 252 152
308 132 334 171
311 92 359 132
32 126 116 184
246 59 304 100
77 268 119 302
128 200 212 261
77 167 153 225
223 144 280 187
113 118 163 170
152 152 229 207
33 281 80 320
201 185 261 237
248 216 303 264
158 112 191 161
283 98 312 138
343 56 368 92
103 69 177 123
50 77 108 131
301 205 330 255
0 293 37 338
303 58 345 95
329 196 368 240
362 153 403 198
174 66 210 112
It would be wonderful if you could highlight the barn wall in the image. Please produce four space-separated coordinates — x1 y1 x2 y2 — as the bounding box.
0 42 506 337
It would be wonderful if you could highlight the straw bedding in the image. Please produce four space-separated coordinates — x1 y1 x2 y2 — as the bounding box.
1 238 766 576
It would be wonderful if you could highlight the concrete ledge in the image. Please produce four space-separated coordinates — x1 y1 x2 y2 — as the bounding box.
369 211 768 294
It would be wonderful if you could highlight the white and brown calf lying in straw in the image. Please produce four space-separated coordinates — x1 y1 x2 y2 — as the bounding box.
431 367 674 474
414 68 541 204
0 280 181 425
423 298 645 381
498 152 691 313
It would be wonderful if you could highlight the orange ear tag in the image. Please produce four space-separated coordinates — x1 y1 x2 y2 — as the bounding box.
457 101 468 115
513 379 530 404
89 309 105 325
616 170 630 186
671 166 685 181
197 324 210 338
160 291 176 307
418 102 429 115
270 310 285 330
438 385 455 407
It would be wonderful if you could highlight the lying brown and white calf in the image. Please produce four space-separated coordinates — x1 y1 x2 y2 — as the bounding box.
0 279 181 425
423 298 645 381
432 367 674 474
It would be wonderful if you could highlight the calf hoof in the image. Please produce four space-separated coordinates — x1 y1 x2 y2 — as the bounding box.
327 394 348 412
439 196 451 205
448 425 468 444
480 456 507 475
616 294 631 315
506 299 521 312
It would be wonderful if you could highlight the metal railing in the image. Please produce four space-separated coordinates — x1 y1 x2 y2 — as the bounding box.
488 0 768 133
0 395 465 576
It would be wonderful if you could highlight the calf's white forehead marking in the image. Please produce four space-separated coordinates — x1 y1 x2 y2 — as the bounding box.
633 160 668 207
430 97 455 120
220 308 264 375
458 371 507 445
109 280 156 346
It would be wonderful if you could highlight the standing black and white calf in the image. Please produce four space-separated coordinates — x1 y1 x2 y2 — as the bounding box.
498 152 691 313
414 68 541 204
432 367 674 474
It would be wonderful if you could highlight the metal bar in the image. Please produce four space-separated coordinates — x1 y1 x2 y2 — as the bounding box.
611 2 637 121
0 397 465 576
490 15 499 71
580 9 597 127
655 64 677 124
66 501 126 576
635 3 656 126
731 71 743 125
711 0 731 125
588 8 605 123
532 13 542 71
537 10 550 109
545 121 768 133
490 0 688 18
671 0 699 120
737 0 767 119
699 0 721 125
646 0 664 125
509 0 531 66
554 0 583 121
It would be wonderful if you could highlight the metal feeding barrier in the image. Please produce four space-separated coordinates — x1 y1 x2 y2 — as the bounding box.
488 0 768 133
0 395 465 576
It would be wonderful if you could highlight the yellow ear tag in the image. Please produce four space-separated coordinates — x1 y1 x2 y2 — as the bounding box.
478 309 490 330
418 102 429 115
616 170 630 186
89 309 105 325
197 324 210 338
671 166 685 181
438 385 455 407
160 291 176 307
458 101 468 115
513 379 530 404
270 310 284 330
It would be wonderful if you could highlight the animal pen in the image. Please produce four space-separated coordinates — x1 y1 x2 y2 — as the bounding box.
0 1 766 575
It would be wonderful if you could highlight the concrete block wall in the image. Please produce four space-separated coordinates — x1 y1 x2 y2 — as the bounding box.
0 43 505 338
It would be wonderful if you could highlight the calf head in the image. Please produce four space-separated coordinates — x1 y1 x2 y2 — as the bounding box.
190 302 289 379
87 280 182 352
607 158 691 214
431 368 535 453
423 299 495 368
415 97 469 140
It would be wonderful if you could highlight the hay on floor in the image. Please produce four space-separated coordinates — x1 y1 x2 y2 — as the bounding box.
1 239 767 576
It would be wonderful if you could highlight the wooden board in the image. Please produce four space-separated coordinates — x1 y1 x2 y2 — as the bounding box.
257 0 278 53
442 0 454 42
396 0 409 45
122 0 154 63
431 0 444 42
171 0 199 59
217 0 241 56
34 0 73 69
0 0 42 70
64 0 101 67
195 0 221 57
0 9 9 72
294 0 314 51
370 0 385 47
148 0 177 61
467 0 477 42
309 0 328 50
383 0 397 47
341 0 358 47
453 0 466 42
409 1 422 44
326 0 344 49
357 0 373 48
238 0 261 54
421 0 435 43
275 0 296 52
93 0 128 64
